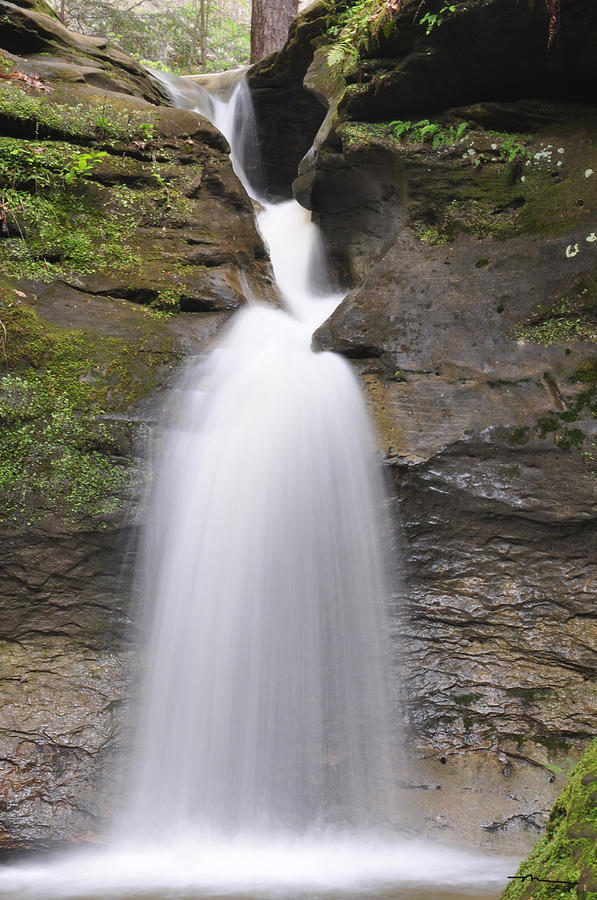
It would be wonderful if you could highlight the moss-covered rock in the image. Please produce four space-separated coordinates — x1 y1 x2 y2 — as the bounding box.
0 0 168 102
0 5 276 851
502 739 597 900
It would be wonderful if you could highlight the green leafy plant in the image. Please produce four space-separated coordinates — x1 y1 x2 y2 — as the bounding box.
390 118 469 147
139 122 156 141
150 288 182 314
62 150 107 184
419 3 456 34
488 132 534 164
326 0 399 73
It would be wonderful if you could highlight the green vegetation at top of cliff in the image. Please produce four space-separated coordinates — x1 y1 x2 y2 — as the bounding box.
501 738 597 900
338 115 536 164
339 118 471 151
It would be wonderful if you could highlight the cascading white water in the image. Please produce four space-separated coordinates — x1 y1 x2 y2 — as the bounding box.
122 73 401 838
0 71 519 900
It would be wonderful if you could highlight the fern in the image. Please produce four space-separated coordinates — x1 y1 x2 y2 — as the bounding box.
324 0 401 72
327 44 347 69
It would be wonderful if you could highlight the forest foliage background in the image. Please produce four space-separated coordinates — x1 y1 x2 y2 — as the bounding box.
49 0 252 72
47 0 310 72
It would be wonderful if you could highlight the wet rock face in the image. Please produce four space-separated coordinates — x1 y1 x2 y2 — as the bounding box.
286 0 597 773
394 438 597 754
310 109 597 758
0 8 275 849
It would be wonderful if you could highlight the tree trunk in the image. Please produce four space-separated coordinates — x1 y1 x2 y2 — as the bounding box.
189 0 201 71
250 0 299 63
199 0 211 72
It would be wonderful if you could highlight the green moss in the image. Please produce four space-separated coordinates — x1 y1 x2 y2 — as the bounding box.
339 120 400 152
0 136 200 285
513 272 597 347
413 224 452 245
509 687 556 701
0 301 51 369
508 426 530 445
532 358 597 456
502 739 597 900
514 318 597 346
0 50 13 76
0 296 175 526
339 110 597 245
453 692 481 706
571 359 597 385
0 185 140 281
533 735 573 751
536 413 585 449
0 374 130 521
504 356 597 474
151 288 182 313
0 309 129 523
0 81 158 144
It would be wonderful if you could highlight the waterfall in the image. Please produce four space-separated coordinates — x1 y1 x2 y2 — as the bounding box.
0 71 517 900
122 72 402 839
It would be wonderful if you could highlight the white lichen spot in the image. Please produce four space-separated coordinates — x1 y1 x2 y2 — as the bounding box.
557 147 565 154
565 243 580 258
557 160 563 167
462 152 468 159
467 148 476 156
490 143 497 150
525 159 531 166
585 168 594 178
520 176 526 182
587 232 597 243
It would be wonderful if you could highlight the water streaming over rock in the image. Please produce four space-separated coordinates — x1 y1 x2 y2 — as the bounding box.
123 71 401 838
0 71 518 900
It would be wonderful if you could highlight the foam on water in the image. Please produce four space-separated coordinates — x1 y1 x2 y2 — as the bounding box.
0 836 515 898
